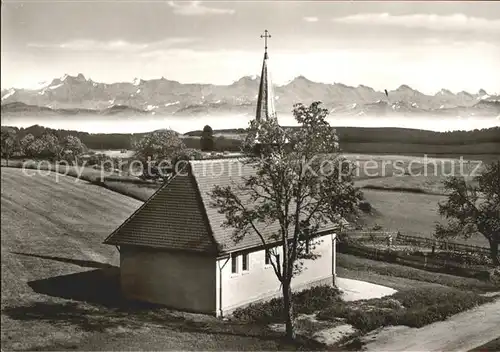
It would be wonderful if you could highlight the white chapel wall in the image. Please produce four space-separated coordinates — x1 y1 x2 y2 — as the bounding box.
217 233 334 314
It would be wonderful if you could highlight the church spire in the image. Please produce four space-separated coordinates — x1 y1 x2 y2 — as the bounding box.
256 30 277 121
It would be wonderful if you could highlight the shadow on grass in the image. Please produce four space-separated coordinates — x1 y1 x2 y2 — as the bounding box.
3 300 324 350
28 268 126 307
11 251 160 309
4 253 326 351
11 252 115 270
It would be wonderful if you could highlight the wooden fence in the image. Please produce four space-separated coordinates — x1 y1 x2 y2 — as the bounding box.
341 231 491 255
337 242 491 279
341 231 398 243
396 234 491 255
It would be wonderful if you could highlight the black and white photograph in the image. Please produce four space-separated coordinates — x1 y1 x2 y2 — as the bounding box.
1 1 499 351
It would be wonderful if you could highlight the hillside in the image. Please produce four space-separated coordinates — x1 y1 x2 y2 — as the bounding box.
1 168 141 306
0 168 319 351
1 168 140 348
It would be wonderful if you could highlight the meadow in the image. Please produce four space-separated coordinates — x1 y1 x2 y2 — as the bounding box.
1 168 317 351
349 154 489 247
1 161 497 350
353 155 485 194
2 151 491 248
1 159 158 201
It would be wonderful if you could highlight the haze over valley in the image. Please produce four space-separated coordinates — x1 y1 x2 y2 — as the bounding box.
2 73 499 133
3 1 500 134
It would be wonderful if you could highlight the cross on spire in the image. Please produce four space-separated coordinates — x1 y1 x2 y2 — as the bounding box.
255 29 276 123
260 30 271 54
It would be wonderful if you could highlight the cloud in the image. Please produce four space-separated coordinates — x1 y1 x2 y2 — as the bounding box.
303 16 319 23
167 1 235 16
332 13 500 33
27 38 198 52
4 43 500 95
28 40 149 51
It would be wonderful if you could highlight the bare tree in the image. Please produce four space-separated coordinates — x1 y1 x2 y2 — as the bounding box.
210 102 361 340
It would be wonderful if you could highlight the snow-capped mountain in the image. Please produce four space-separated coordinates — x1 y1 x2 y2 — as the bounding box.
1 73 499 118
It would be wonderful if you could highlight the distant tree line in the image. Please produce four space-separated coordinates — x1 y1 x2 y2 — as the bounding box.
7 125 138 150
3 124 499 155
334 126 500 146
186 126 500 146
1 126 88 165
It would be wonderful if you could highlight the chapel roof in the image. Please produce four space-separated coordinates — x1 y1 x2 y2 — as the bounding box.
104 159 339 254
103 32 339 254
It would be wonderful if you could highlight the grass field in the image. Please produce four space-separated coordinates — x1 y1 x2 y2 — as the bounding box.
0 168 321 351
354 156 485 195
3 153 491 249
3 152 488 193
358 189 489 248
1 160 159 201
90 149 135 158
1 167 497 350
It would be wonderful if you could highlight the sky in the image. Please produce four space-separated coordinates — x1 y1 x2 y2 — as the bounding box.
2 1 500 95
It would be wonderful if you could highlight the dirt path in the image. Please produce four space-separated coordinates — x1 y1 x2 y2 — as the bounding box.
363 299 500 352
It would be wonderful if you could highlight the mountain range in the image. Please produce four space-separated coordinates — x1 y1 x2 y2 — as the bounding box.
2 73 499 118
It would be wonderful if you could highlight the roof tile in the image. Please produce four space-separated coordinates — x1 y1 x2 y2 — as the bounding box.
104 171 217 253
105 158 338 254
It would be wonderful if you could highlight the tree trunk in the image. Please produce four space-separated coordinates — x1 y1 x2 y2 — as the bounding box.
282 280 296 341
489 238 499 266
